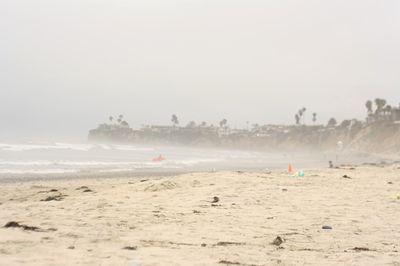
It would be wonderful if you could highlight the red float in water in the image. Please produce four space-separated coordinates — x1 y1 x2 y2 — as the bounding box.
152 155 166 162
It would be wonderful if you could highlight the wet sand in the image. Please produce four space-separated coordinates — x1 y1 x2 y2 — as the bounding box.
0 166 399 265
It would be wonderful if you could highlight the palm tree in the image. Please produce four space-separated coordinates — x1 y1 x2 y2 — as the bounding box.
295 114 300 125
312 113 317 125
302 107 307 124
109 116 114 123
219 119 228 128
374 98 387 115
365 100 373 114
117 114 124 124
171 114 179 127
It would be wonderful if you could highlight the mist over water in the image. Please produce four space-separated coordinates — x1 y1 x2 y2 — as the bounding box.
0 142 328 181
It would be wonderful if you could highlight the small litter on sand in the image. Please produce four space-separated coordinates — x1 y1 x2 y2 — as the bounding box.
123 246 137 251
322 225 333 230
218 260 241 265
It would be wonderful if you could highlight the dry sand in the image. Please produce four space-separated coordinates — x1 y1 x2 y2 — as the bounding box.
0 166 399 265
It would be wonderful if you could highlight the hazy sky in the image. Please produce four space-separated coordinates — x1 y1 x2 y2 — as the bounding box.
1 0 399 140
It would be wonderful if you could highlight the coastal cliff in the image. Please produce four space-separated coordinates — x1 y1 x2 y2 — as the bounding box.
88 120 400 154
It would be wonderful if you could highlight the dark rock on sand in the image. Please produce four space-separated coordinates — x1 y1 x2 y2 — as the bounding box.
212 196 220 203
271 236 284 246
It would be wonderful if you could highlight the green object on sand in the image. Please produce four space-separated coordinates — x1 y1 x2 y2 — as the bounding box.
298 170 305 177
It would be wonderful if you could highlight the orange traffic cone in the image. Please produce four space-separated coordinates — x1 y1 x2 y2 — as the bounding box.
288 164 293 173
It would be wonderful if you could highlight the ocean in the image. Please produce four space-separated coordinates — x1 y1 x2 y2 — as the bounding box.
0 142 324 181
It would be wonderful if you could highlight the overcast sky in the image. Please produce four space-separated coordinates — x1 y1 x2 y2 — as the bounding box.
1 0 399 140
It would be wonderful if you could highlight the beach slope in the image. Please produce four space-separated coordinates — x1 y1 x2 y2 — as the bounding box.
0 166 399 265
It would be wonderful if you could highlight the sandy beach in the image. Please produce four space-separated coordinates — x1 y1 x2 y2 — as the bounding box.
0 165 399 265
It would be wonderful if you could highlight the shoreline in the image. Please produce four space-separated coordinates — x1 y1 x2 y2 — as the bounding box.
0 158 395 184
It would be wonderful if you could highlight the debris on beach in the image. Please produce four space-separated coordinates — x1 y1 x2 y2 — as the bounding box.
271 236 284 246
298 170 305 177
4 221 41 231
352 247 372 252
342 175 351 179
76 186 89 190
41 194 65 202
322 225 333 230
216 241 244 247
288 164 293 173
37 189 59 194
218 260 241 265
123 246 137 251
82 189 93 193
